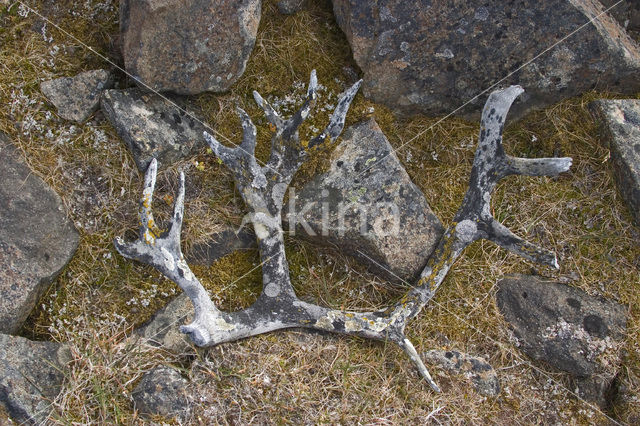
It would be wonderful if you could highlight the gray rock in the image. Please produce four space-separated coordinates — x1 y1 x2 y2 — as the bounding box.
132 365 192 421
423 349 500 397
332 0 640 120
120 0 261 95
277 0 306 15
0 334 70 424
101 88 206 171
40 69 114 122
496 274 627 407
0 133 79 334
136 294 194 355
589 99 640 225
284 119 443 283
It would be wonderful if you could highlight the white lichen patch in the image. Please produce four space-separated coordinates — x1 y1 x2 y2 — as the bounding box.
253 222 269 240
264 282 280 298
315 316 334 330
456 219 478 243
345 319 363 332
214 317 236 331
369 316 392 332
541 318 618 363
176 257 195 281
160 247 175 271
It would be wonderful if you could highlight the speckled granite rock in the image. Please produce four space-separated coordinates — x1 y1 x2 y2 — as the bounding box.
423 349 500 397
101 88 206 171
0 133 79 334
589 99 640 225
40 69 114 122
132 365 192 422
332 0 640 119
0 334 70 424
120 0 261 94
284 119 443 283
496 274 627 407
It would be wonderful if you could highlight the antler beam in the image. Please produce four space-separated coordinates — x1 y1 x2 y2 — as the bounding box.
116 77 571 392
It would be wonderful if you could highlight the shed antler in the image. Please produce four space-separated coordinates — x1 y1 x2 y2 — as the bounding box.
115 75 571 391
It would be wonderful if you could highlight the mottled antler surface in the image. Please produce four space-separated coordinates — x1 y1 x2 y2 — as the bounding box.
115 77 571 392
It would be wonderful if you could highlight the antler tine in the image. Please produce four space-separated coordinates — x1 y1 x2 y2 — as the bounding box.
203 131 237 167
485 219 559 268
237 107 258 153
506 156 572 177
253 90 284 130
204 117 266 194
139 158 159 243
203 107 258 162
309 78 363 150
282 69 318 140
400 338 441 392
115 159 187 264
166 171 186 245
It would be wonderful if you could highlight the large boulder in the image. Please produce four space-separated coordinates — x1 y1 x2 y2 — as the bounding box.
40 69 114 123
332 0 640 119
285 119 443 283
589 99 640 224
496 274 627 407
120 0 261 95
101 88 206 171
0 334 70 424
0 133 79 334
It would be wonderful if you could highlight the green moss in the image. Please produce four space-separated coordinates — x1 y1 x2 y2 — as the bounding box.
192 249 263 311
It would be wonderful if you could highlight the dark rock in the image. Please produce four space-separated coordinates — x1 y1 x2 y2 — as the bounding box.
135 294 194 355
132 366 192 421
423 349 500 397
40 69 114 122
284 119 443 283
277 0 306 15
101 88 206 171
186 228 256 266
0 133 79 334
0 334 70 424
589 99 640 225
496 274 627 407
120 0 261 95
332 0 640 120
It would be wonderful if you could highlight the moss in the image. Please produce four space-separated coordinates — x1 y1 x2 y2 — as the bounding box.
192 249 263 311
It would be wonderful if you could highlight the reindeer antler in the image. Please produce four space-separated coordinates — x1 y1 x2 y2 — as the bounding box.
115 75 571 392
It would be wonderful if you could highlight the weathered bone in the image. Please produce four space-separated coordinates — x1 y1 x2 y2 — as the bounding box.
115 74 571 392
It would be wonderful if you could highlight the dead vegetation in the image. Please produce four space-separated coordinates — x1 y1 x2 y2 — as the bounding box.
0 0 639 423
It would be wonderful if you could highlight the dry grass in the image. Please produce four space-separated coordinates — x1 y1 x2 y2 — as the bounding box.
1 0 639 424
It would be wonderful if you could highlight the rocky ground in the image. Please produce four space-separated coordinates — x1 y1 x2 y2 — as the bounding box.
0 0 639 424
